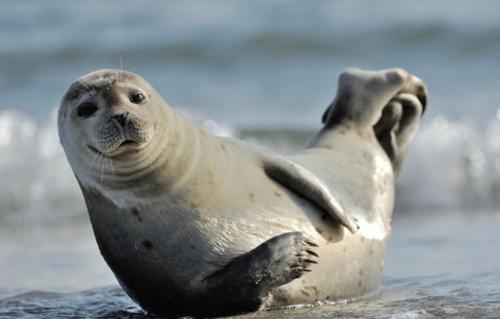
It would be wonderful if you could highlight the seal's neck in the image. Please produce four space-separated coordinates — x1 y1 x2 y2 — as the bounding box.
81 109 218 207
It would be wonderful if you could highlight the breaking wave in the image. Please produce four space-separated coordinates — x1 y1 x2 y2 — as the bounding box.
1 109 500 224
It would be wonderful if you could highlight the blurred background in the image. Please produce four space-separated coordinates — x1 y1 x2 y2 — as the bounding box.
1 1 500 317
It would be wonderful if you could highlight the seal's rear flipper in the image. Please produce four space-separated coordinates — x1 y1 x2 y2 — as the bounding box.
199 232 318 316
320 68 427 174
374 93 424 174
262 155 359 233
322 68 427 130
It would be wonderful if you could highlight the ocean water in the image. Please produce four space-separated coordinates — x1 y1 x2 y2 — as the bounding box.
1 1 500 318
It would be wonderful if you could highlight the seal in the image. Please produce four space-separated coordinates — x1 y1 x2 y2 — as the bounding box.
58 68 427 317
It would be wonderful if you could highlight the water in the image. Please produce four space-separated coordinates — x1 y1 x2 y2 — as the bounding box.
1 0 500 318
1 209 500 318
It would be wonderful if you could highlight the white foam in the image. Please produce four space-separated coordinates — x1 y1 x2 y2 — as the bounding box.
396 116 500 211
0 109 82 225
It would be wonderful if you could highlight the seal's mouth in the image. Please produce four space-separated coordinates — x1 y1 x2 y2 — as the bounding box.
119 140 137 147
87 144 105 156
87 139 139 157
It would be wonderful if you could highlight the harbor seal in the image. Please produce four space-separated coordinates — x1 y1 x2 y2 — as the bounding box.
58 68 426 317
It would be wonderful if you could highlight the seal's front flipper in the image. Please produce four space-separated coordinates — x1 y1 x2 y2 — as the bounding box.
200 232 318 315
262 155 359 233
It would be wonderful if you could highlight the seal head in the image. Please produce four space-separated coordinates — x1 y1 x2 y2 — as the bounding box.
58 70 172 189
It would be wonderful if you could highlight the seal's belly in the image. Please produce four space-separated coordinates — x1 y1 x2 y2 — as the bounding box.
199 187 388 305
190 134 393 304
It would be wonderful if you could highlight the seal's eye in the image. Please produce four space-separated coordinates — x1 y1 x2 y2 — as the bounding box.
130 92 146 104
77 103 98 117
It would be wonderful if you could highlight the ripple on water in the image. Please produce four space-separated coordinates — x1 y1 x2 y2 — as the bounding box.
1 273 499 319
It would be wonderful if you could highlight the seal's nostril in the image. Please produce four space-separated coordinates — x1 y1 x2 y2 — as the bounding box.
113 112 129 127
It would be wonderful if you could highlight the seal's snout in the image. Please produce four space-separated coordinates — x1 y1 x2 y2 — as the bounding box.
92 112 151 156
112 112 129 128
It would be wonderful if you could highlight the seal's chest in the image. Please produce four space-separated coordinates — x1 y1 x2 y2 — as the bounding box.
86 196 222 281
